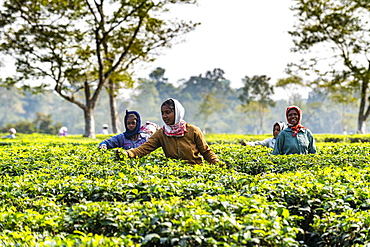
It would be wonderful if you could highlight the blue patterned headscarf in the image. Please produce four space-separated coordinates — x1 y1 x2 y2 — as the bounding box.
123 110 141 139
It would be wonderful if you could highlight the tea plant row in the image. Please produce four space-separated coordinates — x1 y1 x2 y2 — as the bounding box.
0 138 369 246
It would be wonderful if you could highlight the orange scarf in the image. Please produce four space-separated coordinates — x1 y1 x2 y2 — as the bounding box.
289 124 307 137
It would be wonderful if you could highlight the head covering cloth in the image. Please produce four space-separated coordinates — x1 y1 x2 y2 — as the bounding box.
286 105 307 137
162 98 187 137
123 110 141 139
273 121 287 138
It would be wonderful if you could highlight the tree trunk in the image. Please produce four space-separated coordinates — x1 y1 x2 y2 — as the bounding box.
108 80 121 134
357 68 370 134
258 105 264 135
202 114 209 134
83 106 96 138
83 80 97 138
357 100 370 134
358 121 366 134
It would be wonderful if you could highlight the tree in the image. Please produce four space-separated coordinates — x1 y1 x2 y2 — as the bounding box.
0 112 62 134
0 121 37 134
180 68 230 101
329 86 358 134
180 68 231 128
0 87 25 127
34 112 63 134
132 67 179 125
106 73 134 134
0 0 198 137
198 92 226 132
276 75 306 105
133 78 162 124
149 67 178 101
288 0 370 133
238 75 275 134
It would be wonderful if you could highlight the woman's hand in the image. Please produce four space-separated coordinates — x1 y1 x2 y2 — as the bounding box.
115 149 128 159
99 144 107 150
215 160 228 168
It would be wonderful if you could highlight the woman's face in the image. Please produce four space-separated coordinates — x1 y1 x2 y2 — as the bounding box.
126 116 137 131
273 124 281 138
161 104 175 125
287 108 299 125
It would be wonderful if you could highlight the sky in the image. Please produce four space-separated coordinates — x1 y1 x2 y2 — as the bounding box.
1 0 301 98
135 0 299 92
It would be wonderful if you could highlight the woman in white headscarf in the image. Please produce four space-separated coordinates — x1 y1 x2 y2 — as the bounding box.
242 121 287 148
120 98 221 165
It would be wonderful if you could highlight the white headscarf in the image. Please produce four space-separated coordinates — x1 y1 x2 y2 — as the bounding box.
162 98 187 136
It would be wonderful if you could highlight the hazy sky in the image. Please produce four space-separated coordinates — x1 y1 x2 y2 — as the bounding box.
135 0 298 91
1 0 300 98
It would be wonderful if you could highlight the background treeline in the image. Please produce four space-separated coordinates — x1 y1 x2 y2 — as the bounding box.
1 0 369 136
0 68 358 135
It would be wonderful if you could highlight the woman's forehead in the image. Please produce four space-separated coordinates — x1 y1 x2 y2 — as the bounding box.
161 105 172 111
127 115 137 120
288 108 298 114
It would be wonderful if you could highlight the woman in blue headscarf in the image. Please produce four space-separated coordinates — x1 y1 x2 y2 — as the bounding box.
98 110 150 150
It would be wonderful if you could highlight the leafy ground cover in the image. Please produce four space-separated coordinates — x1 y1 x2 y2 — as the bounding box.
0 134 370 246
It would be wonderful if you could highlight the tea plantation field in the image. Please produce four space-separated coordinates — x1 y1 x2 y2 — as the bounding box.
0 133 370 246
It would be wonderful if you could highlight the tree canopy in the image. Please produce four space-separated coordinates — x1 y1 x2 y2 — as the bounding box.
0 68 361 135
0 0 198 137
288 0 370 133
239 75 275 134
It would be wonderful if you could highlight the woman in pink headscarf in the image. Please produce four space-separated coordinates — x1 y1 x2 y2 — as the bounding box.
272 105 316 155
117 98 221 165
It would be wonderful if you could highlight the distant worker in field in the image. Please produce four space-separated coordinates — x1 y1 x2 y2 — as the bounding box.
241 121 287 148
58 126 68 137
273 106 316 155
102 124 109 135
115 98 222 166
98 110 151 150
2 128 16 139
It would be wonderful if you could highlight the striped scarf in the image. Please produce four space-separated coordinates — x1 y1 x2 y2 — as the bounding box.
162 120 187 137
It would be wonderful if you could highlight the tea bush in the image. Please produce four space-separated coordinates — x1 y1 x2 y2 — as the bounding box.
0 134 370 246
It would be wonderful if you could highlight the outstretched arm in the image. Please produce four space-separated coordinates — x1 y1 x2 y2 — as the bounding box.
126 131 161 158
194 127 219 164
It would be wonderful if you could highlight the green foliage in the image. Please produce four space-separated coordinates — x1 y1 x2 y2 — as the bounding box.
275 76 307 105
276 76 304 88
34 112 63 134
197 92 227 131
0 112 62 134
0 134 370 245
206 133 370 144
0 121 37 134
238 75 275 134
181 68 232 102
179 68 234 129
239 75 275 107
0 69 364 135
0 0 199 138
289 0 370 133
